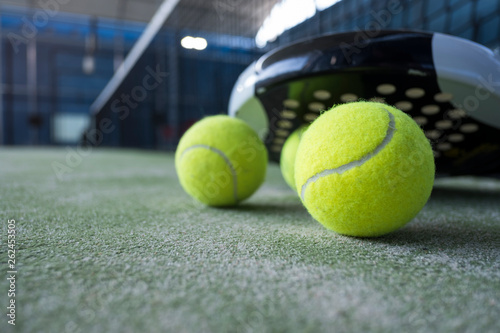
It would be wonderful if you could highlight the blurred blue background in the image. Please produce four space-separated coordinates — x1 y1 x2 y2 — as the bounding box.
1 0 499 149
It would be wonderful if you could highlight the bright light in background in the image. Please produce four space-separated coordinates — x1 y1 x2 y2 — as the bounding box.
181 36 207 50
315 0 342 11
256 0 342 48
256 0 315 48
82 55 95 75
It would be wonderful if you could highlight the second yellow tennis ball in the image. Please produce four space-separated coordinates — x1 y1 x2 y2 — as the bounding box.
175 115 268 206
280 125 309 190
295 102 435 237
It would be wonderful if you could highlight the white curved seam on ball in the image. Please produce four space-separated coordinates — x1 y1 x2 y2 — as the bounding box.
300 109 396 201
181 145 238 202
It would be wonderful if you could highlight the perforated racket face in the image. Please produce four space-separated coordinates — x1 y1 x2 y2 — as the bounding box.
229 30 500 177
257 70 500 176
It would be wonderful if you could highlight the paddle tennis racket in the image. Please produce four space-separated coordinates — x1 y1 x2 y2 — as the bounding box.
228 30 500 177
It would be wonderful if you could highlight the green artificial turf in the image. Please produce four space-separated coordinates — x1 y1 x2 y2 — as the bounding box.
1 148 499 333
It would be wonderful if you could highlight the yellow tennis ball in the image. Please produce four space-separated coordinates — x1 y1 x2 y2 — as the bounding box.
280 125 309 190
295 102 435 237
175 115 268 206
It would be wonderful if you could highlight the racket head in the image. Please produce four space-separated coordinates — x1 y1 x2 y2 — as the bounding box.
229 30 500 177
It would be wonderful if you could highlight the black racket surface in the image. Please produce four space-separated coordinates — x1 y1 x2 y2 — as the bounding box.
229 30 500 177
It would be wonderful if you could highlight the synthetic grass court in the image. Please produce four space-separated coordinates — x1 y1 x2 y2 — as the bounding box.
1 148 499 333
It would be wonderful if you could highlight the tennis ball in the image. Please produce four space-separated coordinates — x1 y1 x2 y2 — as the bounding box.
175 115 268 206
295 101 435 237
280 125 309 190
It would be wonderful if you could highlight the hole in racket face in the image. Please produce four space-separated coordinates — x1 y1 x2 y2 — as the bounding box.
406 88 425 98
377 84 396 95
313 90 331 100
395 101 413 111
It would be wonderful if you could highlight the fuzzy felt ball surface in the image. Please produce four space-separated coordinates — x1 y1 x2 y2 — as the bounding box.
295 102 435 237
175 115 268 206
